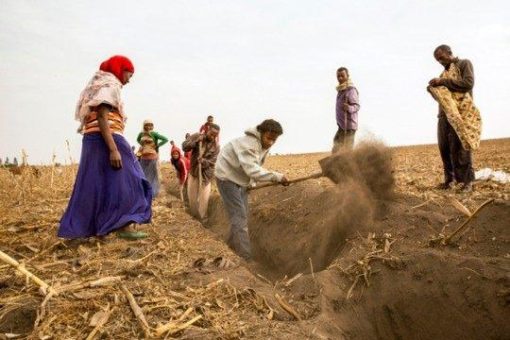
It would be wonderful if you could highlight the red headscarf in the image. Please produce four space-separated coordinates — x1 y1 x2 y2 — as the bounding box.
171 146 182 157
99 55 135 83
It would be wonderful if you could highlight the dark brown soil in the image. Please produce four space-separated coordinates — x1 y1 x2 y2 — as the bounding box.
0 305 37 335
205 143 510 339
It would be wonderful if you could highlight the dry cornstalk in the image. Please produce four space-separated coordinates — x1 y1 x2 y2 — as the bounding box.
256 274 272 285
275 293 301 321
155 315 203 337
443 199 494 245
65 139 74 165
85 305 115 340
409 199 433 210
450 198 472 217
346 275 360 300
206 278 224 289
167 290 187 300
50 151 56 189
383 234 396 253
284 273 303 287
261 296 275 320
33 289 58 328
155 307 199 336
120 284 152 338
126 251 156 264
177 307 194 321
58 276 124 293
26 241 63 264
309 258 315 280
0 249 55 296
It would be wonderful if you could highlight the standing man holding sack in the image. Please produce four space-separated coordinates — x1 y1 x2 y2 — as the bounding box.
427 44 481 193
215 119 289 260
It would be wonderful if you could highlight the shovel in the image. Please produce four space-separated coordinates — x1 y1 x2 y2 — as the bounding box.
248 154 341 191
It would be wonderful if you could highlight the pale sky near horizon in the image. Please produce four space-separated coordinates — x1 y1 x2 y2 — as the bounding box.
0 0 509 164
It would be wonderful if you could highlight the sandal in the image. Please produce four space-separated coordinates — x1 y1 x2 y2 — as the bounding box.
117 231 148 240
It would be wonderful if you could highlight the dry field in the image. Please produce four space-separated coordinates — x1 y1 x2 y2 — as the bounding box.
0 138 509 339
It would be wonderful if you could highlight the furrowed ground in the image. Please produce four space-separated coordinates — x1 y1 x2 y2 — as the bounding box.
0 138 509 339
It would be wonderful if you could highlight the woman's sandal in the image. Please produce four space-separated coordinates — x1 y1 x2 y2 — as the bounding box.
117 231 148 240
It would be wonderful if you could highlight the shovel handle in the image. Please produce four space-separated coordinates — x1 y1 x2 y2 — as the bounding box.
198 140 204 188
248 172 322 191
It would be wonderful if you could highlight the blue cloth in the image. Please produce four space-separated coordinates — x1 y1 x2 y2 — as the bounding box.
139 159 160 196
216 178 251 259
58 133 152 238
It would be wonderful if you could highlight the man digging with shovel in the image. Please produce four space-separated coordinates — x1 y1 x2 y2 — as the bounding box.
182 124 220 223
215 119 289 260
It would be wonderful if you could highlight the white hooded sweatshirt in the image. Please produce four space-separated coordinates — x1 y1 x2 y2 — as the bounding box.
215 127 283 187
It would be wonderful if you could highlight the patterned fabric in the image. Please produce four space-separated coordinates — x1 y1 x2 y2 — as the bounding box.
75 70 126 134
139 132 158 159
83 111 125 134
136 130 168 159
428 64 481 150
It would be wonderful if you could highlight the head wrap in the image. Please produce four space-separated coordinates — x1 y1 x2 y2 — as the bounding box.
171 145 182 157
143 119 153 126
99 55 134 83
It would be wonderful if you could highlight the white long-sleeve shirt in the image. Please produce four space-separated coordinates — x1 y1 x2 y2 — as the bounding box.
215 127 283 187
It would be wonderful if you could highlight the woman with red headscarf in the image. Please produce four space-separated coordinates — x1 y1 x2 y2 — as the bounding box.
58 55 152 240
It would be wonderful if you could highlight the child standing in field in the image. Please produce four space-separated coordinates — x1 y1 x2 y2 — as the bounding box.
58 55 152 240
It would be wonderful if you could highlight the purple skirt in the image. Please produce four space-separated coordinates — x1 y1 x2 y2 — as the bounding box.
58 133 152 238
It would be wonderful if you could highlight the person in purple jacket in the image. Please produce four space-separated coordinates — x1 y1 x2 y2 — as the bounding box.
332 67 360 152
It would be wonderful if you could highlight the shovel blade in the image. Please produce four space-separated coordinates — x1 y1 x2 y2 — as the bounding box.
318 153 351 184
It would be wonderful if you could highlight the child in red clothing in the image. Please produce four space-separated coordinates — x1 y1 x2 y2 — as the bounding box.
170 146 190 201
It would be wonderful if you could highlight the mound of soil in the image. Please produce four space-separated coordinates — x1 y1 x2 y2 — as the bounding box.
315 198 510 339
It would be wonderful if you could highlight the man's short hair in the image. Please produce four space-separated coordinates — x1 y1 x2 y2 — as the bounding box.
209 123 220 131
337 67 349 75
434 44 452 55
207 115 214 119
256 119 283 136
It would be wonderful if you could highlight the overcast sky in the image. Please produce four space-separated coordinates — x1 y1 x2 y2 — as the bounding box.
0 0 509 164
